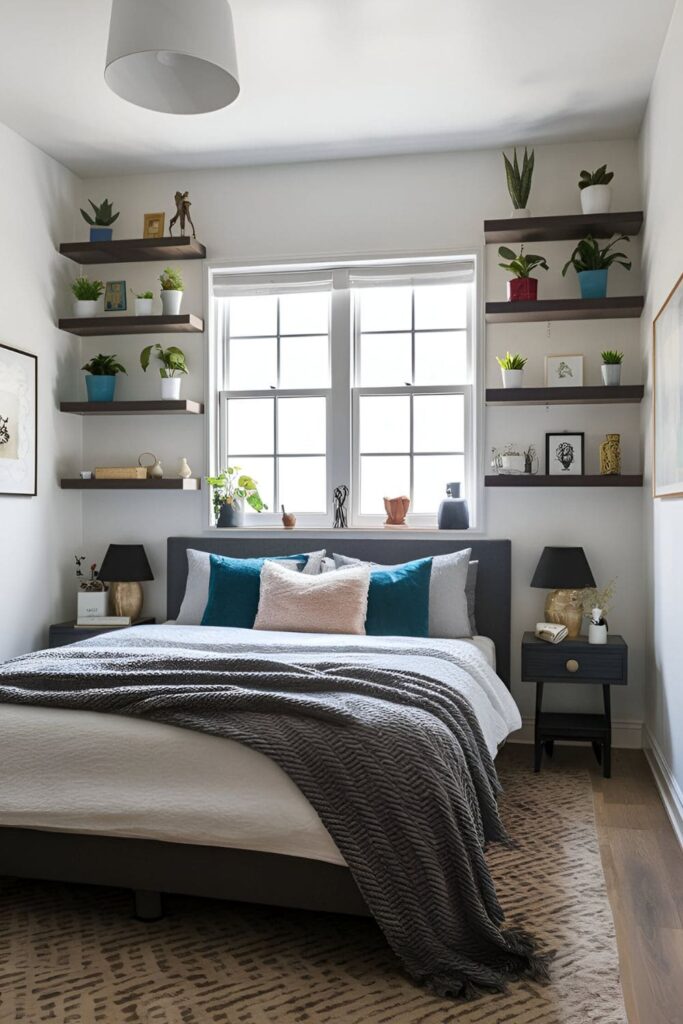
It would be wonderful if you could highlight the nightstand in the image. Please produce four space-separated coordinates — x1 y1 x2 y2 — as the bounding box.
521 631 628 778
48 618 156 648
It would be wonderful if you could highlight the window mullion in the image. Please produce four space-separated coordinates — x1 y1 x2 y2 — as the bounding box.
329 280 352 520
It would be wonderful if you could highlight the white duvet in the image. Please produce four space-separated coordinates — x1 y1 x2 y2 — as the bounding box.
0 624 521 866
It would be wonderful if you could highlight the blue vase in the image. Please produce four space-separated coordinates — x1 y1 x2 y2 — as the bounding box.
437 482 470 530
578 269 608 299
89 226 113 242
85 375 116 402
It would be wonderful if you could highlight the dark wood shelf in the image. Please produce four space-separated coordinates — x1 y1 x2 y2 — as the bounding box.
61 478 201 490
486 385 644 406
485 297 644 323
59 236 206 264
485 474 643 488
60 400 204 415
59 314 204 336
484 211 643 244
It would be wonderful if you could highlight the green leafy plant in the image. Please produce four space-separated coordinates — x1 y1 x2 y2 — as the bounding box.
496 352 527 370
498 245 549 278
502 146 534 209
206 467 268 519
601 350 624 365
159 266 184 291
81 353 126 376
132 289 154 299
140 343 188 378
80 198 120 227
578 165 614 190
71 276 105 301
562 235 632 276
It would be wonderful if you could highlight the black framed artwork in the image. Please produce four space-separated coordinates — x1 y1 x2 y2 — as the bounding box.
0 343 37 496
545 431 584 476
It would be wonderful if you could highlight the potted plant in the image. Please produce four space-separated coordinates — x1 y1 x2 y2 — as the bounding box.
71 276 105 317
140 343 188 400
578 164 614 215
502 146 534 217
582 579 615 644
132 289 154 316
601 349 624 386
80 198 120 242
207 467 268 527
562 234 631 299
496 351 527 388
159 266 184 315
498 246 549 301
81 353 127 402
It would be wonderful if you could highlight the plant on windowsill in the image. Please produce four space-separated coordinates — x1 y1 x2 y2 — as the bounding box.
71 276 105 318
562 235 631 300
140 343 188 400
207 467 268 528
498 246 549 302
495 351 527 388
81 352 126 403
601 349 624 386
131 288 154 316
80 198 120 242
502 146 534 218
578 164 614 215
159 266 184 316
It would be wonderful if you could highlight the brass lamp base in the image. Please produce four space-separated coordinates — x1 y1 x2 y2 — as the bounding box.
109 580 144 620
544 589 583 638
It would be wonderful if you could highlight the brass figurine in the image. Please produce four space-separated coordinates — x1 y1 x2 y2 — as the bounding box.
599 433 621 475
169 190 196 239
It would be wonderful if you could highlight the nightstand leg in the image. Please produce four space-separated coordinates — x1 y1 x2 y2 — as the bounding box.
602 685 612 779
534 682 544 772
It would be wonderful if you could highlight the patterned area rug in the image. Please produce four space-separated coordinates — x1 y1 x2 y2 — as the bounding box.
0 755 626 1024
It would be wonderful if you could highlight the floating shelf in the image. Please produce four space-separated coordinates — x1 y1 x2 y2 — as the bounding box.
61 478 201 490
59 236 206 265
486 385 644 406
59 314 204 336
485 474 643 488
60 400 204 415
485 297 644 323
484 211 643 244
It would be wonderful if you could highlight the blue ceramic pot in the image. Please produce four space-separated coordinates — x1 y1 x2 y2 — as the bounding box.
89 226 113 242
85 375 116 402
578 269 608 299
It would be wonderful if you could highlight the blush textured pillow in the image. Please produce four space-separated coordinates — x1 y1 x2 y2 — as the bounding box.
254 560 370 635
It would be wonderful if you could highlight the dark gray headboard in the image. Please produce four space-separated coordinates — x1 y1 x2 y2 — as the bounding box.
166 536 511 685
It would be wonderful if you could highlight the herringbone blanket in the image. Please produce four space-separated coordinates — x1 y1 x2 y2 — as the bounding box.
0 629 548 998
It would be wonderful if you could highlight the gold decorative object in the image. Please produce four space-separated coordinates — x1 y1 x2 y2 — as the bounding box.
544 588 584 638
109 580 143 620
95 466 146 480
599 433 621 475
143 212 165 238
383 495 410 527
169 191 196 238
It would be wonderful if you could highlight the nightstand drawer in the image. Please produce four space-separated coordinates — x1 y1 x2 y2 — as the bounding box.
522 644 627 683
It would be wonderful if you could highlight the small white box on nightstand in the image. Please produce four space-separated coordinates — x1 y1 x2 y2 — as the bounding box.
77 591 108 619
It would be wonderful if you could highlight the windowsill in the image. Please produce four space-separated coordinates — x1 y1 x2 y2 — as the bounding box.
201 525 484 537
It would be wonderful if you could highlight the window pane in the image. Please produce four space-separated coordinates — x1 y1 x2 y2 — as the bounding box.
414 284 467 330
279 456 327 513
229 295 277 337
360 456 410 515
229 456 275 512
414 331 467 385
359 333 412 386
359 396 410 453
227 398 274 455
413 394 464 452
358 286 412 332
229 337 277 390
278 397 326 454
280 336 329 389
413 455 465 514
279 292 329 335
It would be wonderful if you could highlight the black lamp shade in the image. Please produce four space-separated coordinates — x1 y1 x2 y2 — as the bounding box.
530 547 596 589
99 544 154 583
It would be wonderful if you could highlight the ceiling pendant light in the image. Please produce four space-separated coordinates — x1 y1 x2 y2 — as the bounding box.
105 0 240 115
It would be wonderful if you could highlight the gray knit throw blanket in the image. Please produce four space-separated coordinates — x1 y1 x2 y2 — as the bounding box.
0 635 550 998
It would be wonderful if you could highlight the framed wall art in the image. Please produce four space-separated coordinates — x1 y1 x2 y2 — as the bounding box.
653 271 683 497
0 343 37 496
104 280 127 312
545 354 584 388
545 431 584 476
143 212 165 238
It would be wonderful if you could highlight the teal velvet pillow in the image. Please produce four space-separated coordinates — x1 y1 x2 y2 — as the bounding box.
201 554 307 628
365 557 433 637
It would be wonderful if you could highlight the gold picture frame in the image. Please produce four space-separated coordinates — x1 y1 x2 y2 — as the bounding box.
143 212 166 238
653 270 683 498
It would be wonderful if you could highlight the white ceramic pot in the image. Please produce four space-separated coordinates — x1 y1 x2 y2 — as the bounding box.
601 364 622 386
161 289 183 315
500 454 526 474
77 590 108 619
510 208 531 219
589 622 608 645
580 185 612 215
501 368 524 388
73 299 99 317
161 376 182 400
135 297 154 316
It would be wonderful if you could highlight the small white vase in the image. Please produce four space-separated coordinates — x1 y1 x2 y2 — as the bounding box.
161 290 183 315
580 185 612 215
589 623 608 644
135 297 154 316
501 368 524 388
77 590 108 619
73 299 98 317
161 377 181 400
510 208 531 219
178 457 192 479
601 364 622 386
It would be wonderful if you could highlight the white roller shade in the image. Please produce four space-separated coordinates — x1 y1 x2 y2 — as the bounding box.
348 260 475 288
213 270 334 297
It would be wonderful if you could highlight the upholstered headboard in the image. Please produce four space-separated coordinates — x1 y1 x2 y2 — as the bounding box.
166 536 512 685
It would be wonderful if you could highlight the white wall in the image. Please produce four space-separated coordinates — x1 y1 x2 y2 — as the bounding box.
0 123 82 660
79 137 645 730
639 1 683 798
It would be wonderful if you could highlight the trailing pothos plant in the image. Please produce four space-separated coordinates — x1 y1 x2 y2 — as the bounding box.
206 467 268 520
502 146 534 209
498 245 549 278
562 235 632 276
81 353 126 376
140 343 188 378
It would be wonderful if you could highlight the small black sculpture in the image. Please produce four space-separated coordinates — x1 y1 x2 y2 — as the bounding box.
169 190 196 239
333 484 349 528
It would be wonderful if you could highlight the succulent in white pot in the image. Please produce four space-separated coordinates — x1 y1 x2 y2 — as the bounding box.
133 289 154 316
140 342 188 400
496 351 527 388
601 349 623 386
503 146 534 217
159 266 184 315
71 276 104 317
578 164 614 215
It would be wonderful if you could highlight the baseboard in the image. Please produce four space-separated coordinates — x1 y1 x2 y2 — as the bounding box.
509 717 643 749
643 727 683 849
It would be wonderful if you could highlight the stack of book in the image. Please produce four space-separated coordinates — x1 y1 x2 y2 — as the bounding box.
76 615 132 628
535 621 569 644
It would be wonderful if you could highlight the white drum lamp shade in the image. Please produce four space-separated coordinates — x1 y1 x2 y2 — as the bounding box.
105 0 240 115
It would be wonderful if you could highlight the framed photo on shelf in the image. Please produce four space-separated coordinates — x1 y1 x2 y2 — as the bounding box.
104 280 127 312
0 343 37 496
653 271 683 497
545 354 584 388
143 212 165 238
545 431 584 476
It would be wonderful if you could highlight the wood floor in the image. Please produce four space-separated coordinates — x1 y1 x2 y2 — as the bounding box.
503 743 683 1024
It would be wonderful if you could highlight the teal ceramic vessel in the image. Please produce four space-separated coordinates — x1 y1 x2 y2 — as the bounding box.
89 226 113 242
578 269 608 299
85 375 116 402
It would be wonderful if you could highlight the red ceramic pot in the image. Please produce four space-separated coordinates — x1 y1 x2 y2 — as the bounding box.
508 277 538 302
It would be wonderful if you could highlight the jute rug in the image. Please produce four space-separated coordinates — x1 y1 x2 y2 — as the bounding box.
0 753 626 1024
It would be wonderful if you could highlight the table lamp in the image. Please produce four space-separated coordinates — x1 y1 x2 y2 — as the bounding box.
99 544 154 620
530 546 595 638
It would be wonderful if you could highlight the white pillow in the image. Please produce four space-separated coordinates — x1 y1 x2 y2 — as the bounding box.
254 560 370 635
175 548 326 625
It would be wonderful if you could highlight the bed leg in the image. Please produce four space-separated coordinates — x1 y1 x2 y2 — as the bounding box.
134 889 164 921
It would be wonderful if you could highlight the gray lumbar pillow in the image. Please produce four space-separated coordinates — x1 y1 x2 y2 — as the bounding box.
332 548 472 639
466 560 478 634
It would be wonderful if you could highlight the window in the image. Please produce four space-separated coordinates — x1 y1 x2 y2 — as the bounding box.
212 258 477 528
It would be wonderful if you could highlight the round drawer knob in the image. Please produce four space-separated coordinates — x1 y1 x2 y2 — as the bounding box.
566 659 580 673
